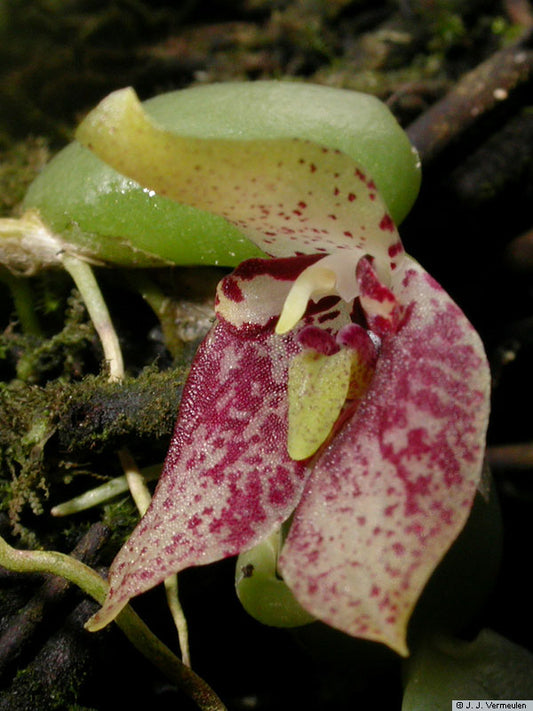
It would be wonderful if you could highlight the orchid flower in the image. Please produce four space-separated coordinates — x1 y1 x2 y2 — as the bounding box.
75 87 490 656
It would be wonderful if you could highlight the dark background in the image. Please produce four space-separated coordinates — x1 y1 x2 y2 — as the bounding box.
1 1 532 708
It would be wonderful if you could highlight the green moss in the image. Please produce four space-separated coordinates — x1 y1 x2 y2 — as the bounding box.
0 285 95 383
55 365 186 452
0 378 57 542
0 364 186 545
101 495 142 552
8 628 92 710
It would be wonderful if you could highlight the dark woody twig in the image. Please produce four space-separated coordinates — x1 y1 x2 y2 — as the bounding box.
406 33 533 166
487 441 533 470
504 0 533 28
506 227 533 271
0 522 110 678
0 597 103 711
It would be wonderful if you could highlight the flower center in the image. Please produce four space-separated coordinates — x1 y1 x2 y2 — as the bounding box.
275 252 361 335
281 254 403 462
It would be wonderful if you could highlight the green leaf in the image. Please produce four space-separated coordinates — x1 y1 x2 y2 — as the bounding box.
402 630 533 710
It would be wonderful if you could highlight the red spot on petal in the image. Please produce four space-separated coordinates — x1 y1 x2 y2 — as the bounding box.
380 214 395 232
392 542 405 556
221 277 244 303
388 241 403 258
232 255 323 283
317 309 341 324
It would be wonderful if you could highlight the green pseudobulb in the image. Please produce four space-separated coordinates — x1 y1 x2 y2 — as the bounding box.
24 81 420 268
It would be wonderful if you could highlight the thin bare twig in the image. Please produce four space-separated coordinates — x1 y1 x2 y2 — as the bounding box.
504 0 533 29
407 33 533 166
487 442 533 470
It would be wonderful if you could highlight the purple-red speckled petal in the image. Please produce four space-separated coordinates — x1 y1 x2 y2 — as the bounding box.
278 257 490 655
88 259 348 630
88 317 306 628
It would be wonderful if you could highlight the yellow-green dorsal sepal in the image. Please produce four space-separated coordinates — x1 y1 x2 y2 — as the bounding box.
76 87 405 269
16 81 419 271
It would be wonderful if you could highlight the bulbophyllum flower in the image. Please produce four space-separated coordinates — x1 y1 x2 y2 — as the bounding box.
76 86 490 655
